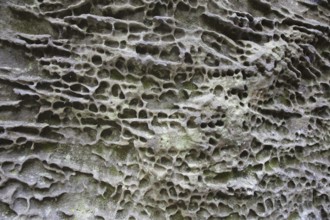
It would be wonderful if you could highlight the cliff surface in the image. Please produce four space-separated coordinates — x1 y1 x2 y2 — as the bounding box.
0 0 329 219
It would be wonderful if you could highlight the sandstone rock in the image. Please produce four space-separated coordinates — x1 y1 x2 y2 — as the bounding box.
0 0 329 219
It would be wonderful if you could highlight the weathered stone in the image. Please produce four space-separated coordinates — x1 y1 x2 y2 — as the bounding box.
0 0 329 219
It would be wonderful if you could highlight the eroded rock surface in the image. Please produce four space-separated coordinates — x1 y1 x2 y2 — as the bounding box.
0 0 330 219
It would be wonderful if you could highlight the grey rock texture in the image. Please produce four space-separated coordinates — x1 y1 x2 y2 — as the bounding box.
0 0 330 219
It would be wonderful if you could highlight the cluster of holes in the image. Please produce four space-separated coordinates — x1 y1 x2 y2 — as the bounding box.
0 0 329 219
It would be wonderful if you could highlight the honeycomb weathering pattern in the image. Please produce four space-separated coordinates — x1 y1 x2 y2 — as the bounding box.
0 0 329 219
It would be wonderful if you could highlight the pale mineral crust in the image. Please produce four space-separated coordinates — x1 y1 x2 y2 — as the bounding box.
0 0 329 219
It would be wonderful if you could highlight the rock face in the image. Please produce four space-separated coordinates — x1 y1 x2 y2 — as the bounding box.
0 0 329 219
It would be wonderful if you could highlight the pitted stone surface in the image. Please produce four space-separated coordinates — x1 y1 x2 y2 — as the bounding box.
0 0 329 219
